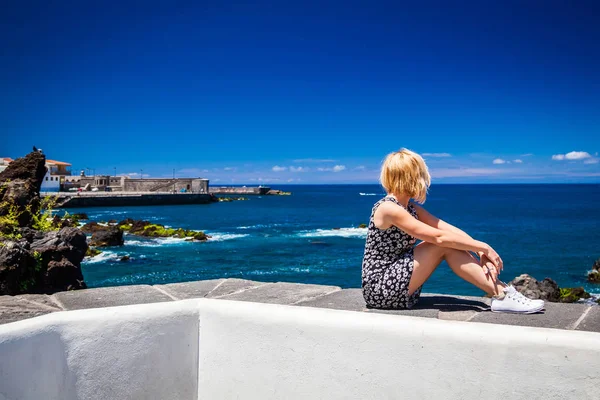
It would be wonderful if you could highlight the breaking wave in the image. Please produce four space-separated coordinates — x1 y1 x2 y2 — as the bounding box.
296 227 367 239
208 233 250 241
83 251 118 264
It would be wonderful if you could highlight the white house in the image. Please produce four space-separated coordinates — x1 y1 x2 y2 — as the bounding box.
0 157 72 192
41 159 72 192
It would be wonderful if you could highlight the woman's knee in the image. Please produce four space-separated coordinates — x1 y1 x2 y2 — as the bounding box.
443 247 472 262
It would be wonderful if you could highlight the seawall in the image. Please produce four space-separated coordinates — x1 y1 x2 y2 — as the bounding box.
1 278 598 331
48 192 214 208
1 280 599 400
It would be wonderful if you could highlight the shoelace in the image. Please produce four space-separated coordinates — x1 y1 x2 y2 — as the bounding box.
508 290 533 305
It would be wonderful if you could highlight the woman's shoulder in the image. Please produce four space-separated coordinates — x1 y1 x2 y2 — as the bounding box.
372 195 394 210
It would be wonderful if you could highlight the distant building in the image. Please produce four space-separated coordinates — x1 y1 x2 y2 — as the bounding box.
0 156 209 193
0 157 13 173
42 159 72 192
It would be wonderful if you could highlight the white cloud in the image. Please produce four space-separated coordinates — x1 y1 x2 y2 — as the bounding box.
272 165 287 172
422 153 452 157
584 158 599 165
514 159 523 164
317 165 346 172
354 165 366 170
290 166 308 172
293 158 337 163
552 151 592 161
430 168 516 178
123 172 150 178
492 159 507 165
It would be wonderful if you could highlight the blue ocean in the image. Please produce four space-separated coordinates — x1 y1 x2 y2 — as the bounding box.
75 184 600 297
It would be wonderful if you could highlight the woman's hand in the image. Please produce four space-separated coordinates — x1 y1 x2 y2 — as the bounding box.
482 244 503 272
480 254 499 280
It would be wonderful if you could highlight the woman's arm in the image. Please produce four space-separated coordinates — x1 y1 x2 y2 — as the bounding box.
412 204 473 241
376 202 503 269
411 204 502 274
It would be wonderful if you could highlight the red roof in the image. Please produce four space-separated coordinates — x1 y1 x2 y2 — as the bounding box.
46 159 72 166
2 157 13 162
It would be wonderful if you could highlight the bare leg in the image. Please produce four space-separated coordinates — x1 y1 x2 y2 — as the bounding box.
408 242 505 296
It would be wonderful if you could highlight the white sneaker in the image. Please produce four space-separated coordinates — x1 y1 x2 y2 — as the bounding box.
490 286 544 314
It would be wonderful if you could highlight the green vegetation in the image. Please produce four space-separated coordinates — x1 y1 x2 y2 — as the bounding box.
33 250 43 271
18 277 37 292
358 223 367 229
0 194 82 237
0 201 22 239
86 247 102 257
119 220 208 241
31 196 58 232
559 287 591 303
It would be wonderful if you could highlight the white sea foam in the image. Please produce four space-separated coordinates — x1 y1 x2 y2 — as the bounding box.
161 237 188 244
208 233 250 241
236 223 284 230
124 237 188 247
359 193 379 196
246 267 312 276
92 211 129 216
83 251 118 264
296 227 367 239
582 293 600 306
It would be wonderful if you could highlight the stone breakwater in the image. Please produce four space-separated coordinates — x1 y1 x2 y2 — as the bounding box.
1 278 599 333
51 192 215 208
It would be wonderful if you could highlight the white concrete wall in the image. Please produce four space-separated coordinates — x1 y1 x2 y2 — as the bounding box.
0 300 200 400
197 300 600 400
1 299 600 400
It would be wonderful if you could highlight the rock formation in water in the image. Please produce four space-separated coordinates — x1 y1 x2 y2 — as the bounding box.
90 227 124 247
588 258 600 283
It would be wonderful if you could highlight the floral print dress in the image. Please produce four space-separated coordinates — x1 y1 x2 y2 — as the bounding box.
362 195 422 309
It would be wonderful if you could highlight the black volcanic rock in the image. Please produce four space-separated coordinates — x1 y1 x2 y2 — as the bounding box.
588 258 600 283
80 221 110 234
508 274 560 302
0 151 46 228
0 151 88 294
90 227 124 247
30 227 87 293
0 239 38 295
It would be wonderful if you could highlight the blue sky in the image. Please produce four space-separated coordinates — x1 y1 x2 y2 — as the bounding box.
1 0 599 183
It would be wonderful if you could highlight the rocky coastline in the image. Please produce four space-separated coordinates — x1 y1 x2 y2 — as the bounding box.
508 273 599 305
0 151 598 303
0 152 87 295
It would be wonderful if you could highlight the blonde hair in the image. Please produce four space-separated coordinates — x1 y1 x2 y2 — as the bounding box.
380 148 431 203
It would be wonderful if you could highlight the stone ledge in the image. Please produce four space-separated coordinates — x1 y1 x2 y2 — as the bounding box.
0 278 598 333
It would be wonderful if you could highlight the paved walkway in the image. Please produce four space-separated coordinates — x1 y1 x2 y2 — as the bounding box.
1 278 598 332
